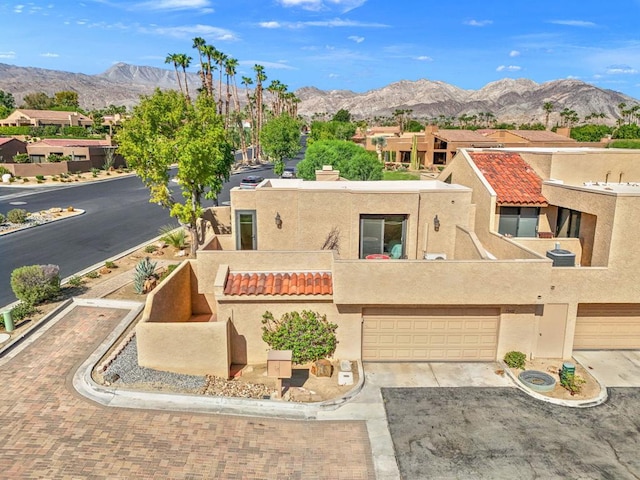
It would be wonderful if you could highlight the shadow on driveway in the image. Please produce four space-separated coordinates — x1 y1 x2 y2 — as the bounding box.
382 387 640 479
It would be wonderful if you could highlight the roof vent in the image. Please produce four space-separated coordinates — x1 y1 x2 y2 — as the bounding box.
546 245 575 267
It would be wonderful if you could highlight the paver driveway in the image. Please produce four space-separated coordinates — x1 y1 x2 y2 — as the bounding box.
0 306 374 479
383 387 640 480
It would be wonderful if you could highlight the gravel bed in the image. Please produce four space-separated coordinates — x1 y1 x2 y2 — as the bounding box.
103 337 273 399
104 337 207 393
0 213 55 233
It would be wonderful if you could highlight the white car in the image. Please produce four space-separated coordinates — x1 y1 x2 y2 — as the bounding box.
281 167 296 178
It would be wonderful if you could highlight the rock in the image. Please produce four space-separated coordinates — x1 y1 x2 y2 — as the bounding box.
99 267 111 275
311 359 333 378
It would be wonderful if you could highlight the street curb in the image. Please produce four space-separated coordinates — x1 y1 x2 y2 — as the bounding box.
0 209 85 237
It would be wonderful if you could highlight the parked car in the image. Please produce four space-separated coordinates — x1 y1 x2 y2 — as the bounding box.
281 167 296 179
240 175 265 189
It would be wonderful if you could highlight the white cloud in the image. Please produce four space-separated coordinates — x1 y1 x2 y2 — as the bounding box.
464 19 492 27
259 21 281 29
496 65 521 72
276 0 366 13
144 24 237 40
133 0 213 11
328 73 339 78
239 60 296 70
509 50 520 57
14 4 24 13
348 35 364 43
0 51 16 58
40 52 59 57
549 19 596 27
415 55 433 61
566 75 580 79
606 64 638 74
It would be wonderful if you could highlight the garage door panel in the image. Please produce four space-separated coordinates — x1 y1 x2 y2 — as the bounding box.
575 304 640 350
363 311 498 361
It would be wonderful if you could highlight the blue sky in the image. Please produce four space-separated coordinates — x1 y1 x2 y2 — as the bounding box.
1 0 640 99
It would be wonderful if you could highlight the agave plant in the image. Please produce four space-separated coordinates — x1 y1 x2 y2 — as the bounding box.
158 224 187 250
133 257 159 294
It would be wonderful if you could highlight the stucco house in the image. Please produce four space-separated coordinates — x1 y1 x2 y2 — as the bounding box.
0 137 27 162
0 109 93 128
138 148 640 378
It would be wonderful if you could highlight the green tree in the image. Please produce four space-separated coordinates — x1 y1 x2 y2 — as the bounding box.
332 108 351 122
612 124 640 139
260 114 301 175
22 91 54 110
0 90 15 117
54 90 79 109
570 124 613 142
542 101 554 129
116 89 234 256
298 139 382 181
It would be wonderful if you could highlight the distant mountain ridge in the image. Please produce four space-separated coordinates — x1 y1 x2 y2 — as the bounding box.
0 62 636 125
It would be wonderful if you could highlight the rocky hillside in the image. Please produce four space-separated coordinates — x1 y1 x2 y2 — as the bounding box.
0 62 636 124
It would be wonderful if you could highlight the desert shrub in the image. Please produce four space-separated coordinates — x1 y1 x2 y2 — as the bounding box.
144 244 158 253
158 263 179 283
85 271 100 279
68 275 84 287
159 224 187 249
133 257 158 294
0 212 4 224
503 351 526 369
560 373 586 395
10 264 61 305
35 174 45 181
9 302 39 323
0 166 10 175
12 153 29 163
7 208 28 223
261 310 338 364
104 260 117 269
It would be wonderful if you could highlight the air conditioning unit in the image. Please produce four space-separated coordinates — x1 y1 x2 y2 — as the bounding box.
424 253 447 260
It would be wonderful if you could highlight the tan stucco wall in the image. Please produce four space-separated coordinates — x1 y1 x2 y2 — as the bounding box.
1 160 93 176
137 320 230 377
496 307 538 359
515 237 582 265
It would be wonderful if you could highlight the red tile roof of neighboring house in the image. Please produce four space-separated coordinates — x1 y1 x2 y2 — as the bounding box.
433 129 498 143
0 137 20 145
468 152 548 206
224 272 333 296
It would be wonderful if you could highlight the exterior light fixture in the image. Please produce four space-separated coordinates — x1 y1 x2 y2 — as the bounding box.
433 215 440 232
275 212 283 229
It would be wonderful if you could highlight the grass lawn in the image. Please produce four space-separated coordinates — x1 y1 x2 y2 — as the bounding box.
608 139 640 149
383 170 420 181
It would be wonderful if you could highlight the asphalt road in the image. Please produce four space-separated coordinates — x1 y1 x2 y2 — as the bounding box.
383 387 640 479
0 152 303 308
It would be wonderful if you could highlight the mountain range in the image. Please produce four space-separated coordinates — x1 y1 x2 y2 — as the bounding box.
0 62 636 125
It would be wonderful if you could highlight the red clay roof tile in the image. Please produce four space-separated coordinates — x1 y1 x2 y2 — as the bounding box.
468 152 548 206
224 272 333 296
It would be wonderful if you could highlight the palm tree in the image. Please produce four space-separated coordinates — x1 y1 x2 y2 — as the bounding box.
253 64 267 161
176 53 192 102
543 102 554 129
241 76 255 164
201 44 216 97
371 136 387 162
165 53 184 95
192 37 207 93
224 57 239 130
213 49 227 114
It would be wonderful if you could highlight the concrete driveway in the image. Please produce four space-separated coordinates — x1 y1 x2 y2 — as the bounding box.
383 387 640 479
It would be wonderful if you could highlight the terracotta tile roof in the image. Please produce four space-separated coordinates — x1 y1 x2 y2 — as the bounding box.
224 272 333 296
0 137 20 145
433 129 498 143
468 152 548 206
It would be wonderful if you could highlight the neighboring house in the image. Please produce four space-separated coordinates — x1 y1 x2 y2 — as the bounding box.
26 138 123 169
0 109 93 128
0 137 27 162
483 128 578 146
140 149 640 379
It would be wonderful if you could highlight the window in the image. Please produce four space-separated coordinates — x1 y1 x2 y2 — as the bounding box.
498 207 539 237
360 215 407 258
29 155 45 163
235 210 256 250
555 207 581 238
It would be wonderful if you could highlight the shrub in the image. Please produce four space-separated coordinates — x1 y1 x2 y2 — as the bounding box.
104 260 117 269
0 213 4 224
10 264 61 305
7 208 28 224
158 263 179 283
85 271 100 279
9 302 39 323
13 153 29 163
560 373 586 395
159 224 187 249
35 175 45 181
503 351 527 369
133 257 158 294
144 244 158 253
261 310 338 364
0 166 10 176
68 275 84 287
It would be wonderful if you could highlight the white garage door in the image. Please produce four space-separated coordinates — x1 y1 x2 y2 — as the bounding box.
363 308 499 361
574 304 640 349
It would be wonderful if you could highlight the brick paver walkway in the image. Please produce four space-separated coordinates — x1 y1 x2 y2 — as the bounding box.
0 306 374 479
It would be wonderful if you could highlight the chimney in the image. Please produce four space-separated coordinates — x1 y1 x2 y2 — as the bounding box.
315 165 341 181
555 127 571 138
425 124 439 134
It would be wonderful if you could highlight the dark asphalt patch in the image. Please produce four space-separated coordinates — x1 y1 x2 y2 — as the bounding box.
382 387 640 480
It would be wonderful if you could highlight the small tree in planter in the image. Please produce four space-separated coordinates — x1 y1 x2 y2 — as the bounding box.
10 264 61 305
261 310 338 364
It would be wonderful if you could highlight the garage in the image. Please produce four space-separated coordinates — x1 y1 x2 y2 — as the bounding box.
362 307 500 361
574 304 640 349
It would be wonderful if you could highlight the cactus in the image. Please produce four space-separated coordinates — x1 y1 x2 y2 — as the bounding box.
133 257 158 294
